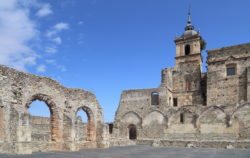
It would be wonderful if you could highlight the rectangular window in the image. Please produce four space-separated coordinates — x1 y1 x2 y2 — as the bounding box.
151 92 159 105
180 113 184 124
227 66 236 76
173 98 178 107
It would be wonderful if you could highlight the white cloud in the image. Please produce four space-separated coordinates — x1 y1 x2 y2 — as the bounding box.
54 22 69 31
36 64 46 73
0 0 66 74
45 59 67 72
46 22 69 38
52 37 62 44
45 47 57 54
0 0 38 71
36 3 53 17
45 59 56 64
46 22 69 47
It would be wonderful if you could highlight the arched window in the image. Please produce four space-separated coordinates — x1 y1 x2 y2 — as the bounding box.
185 44 191 56
151 92 159 105
128 124 137 140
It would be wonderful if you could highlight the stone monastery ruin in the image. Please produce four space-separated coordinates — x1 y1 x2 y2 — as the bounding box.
0 12 250 154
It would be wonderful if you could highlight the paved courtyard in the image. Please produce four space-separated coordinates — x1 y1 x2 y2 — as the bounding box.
1 146 250 158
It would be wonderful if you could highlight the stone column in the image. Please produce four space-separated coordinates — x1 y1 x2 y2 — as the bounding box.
15 112 32 154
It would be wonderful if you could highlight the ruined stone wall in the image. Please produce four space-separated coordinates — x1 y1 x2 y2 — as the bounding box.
113 87 250 146
113 88 170 139
207 43 250 106
30 116 87 143
30 116 51 142
113 43 250 149
0 65 108 154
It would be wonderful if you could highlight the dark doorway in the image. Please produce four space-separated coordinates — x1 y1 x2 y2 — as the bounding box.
128 124 137 140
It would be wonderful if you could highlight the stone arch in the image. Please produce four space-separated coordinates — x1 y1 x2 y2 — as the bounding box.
120 111 142 139
25 93 61 142
197 106 227 134
231 103 250 139
142 110 168 138
231 102 250 118
142 110 167 126
75 106 96 141
198 106 226 124
121 111 142 125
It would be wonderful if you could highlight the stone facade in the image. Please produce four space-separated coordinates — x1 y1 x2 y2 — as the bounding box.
112 13 250 149
0 65 109 154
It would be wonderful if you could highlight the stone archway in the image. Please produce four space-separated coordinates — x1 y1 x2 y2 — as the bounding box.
75 106 96 141
26 94 61 142
142 111 168 138
197 106 227 135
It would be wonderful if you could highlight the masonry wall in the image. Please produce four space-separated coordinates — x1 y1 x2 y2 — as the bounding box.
112 88 170 140
0 65 109 154
113 43 250 149
113 87 250 147
207 43 250 106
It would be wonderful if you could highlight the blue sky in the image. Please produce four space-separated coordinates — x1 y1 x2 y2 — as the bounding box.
1 0 250 122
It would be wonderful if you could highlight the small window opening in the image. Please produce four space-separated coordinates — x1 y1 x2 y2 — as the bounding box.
108 123 113 134
173 98 178 107
185 45 191 56
227 66 236 76
151 92 159 105
180 113 184 124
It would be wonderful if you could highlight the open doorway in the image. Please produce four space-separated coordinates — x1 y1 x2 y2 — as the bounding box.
128 124 137 140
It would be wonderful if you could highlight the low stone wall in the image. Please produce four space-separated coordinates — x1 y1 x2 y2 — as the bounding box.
136 139 250 149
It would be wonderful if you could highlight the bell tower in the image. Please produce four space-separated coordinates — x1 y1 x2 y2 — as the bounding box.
174 10 204 67
161 9 207 106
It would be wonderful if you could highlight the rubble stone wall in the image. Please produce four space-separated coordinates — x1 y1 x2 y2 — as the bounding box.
0 65 108 154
